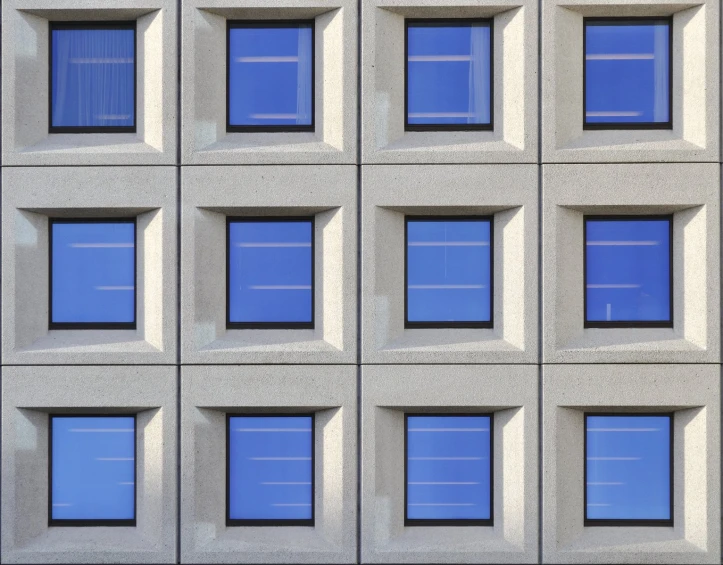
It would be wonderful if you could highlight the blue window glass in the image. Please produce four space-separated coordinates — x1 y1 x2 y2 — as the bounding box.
50 220 136 327
406 415 492 523
50 415 135 523
228 415 314 524
406 218 492 326
585 217 671 325
227 219 313 327
585 19 671 127
586 414 672 522
406 20 491 128
50 24 135 130
228 22 313 130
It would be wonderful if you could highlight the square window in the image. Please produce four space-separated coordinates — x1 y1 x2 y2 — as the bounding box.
49 415 136 526
227 21 314 132
50 22 136 133
584 18 672 129
405 20 492 131
584 216 672 327
405 217 492 328
50 219 136 329
585 414 672 525
227 415 314 526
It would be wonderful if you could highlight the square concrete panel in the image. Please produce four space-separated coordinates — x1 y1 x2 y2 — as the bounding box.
541 163 720 364
1 167 178 365
541 364 720 564
1 365 177 564
1 0 177 166
361 164 538 364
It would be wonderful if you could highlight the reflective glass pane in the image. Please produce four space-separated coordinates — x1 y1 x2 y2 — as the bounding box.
51 416 135 521
586 415 671 521
406 415 492 521
228 416 313 521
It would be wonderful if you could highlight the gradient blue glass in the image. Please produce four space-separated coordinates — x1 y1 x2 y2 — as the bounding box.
228 25 313 127
51 28 135 128
586 415 671 521
51 416 135 521
228 416 313 521
407 23 491 125
51 222 135 324
407 220 491 323
407 416 491 521
228 221 312 324
585 22 670 124
586 219 670 322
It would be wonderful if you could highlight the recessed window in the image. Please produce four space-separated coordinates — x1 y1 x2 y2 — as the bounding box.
584 216 672 327
227 415 314 526
227 21 314 132
406 217 492 328
227 218 314 329
584 18 672 129
585 414 672 525
50 22 136 133
49 415 136 526
405 414 493 525
50 219 136 329
405 19 492 131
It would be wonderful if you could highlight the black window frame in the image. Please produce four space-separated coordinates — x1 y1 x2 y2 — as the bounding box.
405 215 494 329
49 20 138 134
226 20 316 133
584 412 674 527
48 413 137 527
226 216 315 330
49 217 137 330
404 18 494 132
226 412 316 527
582 17 673 131
583 214 673 329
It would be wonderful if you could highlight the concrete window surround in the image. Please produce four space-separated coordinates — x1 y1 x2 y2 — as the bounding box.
542 364 720 564
542 163 720 364
361 164 538 364
180 365 357 564
1 167 178 365
0 366 178 564
181 0 357 165
1 0 177 166
541 0 719 163
361 0 538 164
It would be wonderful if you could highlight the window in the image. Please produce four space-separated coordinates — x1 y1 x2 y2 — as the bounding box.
49 415 136 526
50 219 136 329
227 218 314 329
405 20 492 131
585 414 672 525
584 18 672 129
227 21 314 132
50 22 136 133
227 415 314 526
584 216 672 327
405 414 492 525
405 217 492 328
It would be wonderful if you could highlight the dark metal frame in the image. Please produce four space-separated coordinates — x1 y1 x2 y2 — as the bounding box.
49 218 137 330
404 413 494 527
582 17 673 130
404 18 494 132
226 20 316 133
48 413 137 527
583 215 673 328
49 21 138 134
405 216 494 329
584 412 674 527
226 413 315 527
